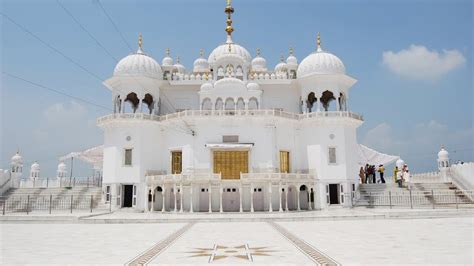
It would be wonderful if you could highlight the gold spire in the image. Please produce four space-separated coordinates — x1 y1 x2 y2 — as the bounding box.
176 56 181 63
317 32 321 50
138 33 143 49
225 0 234 37
256 48 261 56
199 48 204 57
289 47 294 56
166 48 170 56
280 55 284 62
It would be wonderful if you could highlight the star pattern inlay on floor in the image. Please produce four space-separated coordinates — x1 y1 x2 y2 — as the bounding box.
187 244 277 262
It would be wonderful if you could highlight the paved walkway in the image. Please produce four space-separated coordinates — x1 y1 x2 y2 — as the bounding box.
1 217 472 265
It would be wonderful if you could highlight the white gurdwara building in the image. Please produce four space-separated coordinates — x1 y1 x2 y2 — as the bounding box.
96 1 395 213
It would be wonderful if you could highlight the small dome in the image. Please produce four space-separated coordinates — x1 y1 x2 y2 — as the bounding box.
193 57 210 73
114 48 162 79
438 148 449 160
162 56 173 67
30 161 40 172
247 82 260 91
208 36 252 65
297 48 345 78
275 61 287 72
174 57 186 73
57 161 67 172
286 55 298 67
251 51 267 72
11 152 23 165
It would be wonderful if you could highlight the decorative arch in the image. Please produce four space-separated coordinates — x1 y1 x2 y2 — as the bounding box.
306 92 317 112
202 98 212 111
320 90 336 111
248 97 259 110
143 93 154 114
215 98 224 110
236 98 245 110
125 92 139 113
225 98 235 110
299 185 309 210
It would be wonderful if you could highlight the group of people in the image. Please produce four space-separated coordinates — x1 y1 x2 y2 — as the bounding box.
359 163 411 187
394 164 410 188
359 164 385 184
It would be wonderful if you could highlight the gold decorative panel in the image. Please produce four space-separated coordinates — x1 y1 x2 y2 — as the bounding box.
280 151 290 173
171 151 182 174
213 151 248 179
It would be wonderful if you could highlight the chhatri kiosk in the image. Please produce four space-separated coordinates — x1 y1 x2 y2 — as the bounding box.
96 0 396 213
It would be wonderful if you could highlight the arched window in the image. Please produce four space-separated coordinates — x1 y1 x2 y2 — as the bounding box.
124 92 139 113
320 90 336 111
143 93 154 114
306 92 317 112
236 98 245 110
202 98 212 110
225 98 235 110
215 98 224 110
248 97 259 110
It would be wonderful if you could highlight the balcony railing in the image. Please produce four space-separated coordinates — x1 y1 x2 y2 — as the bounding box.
98 110 363 124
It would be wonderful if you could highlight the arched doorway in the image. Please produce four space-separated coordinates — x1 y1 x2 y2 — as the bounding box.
199 187 210 212
287 185 298 210
299 185 309 210
281 187 287 210
306 92 317 112
124 92 139 113
253 187 264 211
143 93 154 114
153 186 163 211
320 90 336 111
222 187 240 212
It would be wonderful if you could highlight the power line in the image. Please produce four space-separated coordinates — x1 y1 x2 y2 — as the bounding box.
95 0 133 52
2 71 111 111
1 12 105 82
56 0 119 62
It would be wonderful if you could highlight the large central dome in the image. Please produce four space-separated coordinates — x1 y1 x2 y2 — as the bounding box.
208 36 252 65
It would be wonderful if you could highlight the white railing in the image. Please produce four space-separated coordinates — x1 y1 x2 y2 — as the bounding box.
98 110 363 124
449 163 474 191
146 173 222 185
409 171 443 183
19 177 101 188
240 173 317 180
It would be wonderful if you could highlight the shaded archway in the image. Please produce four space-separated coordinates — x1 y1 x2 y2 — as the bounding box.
236 98 245 110
225 98 235 110
143 93 154 114
153 186 163 211
202 98 212 111
320 90 336 111
215 98 223 110
287 185 298 210
248 97 258 110
253 187 264 211
299 185 309 210
222 187 240 212
306 92 317 112
125 92 139 113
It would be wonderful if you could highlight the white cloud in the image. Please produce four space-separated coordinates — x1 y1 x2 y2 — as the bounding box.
362 122 396 152
382 45 465 81
43 101 87 124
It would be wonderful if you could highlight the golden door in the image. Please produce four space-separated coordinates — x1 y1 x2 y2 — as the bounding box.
280 151 290 173
171 151 182 174
213 151 248 179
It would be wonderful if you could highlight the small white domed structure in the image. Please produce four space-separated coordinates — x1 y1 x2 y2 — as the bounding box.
208 36 252 66
251 48 267 72
57 161 67 179
286 47 298 68
29 161 40 179
437 147 450 169
274 56 288 73
11 151 23 166
173 56 186 74
247 82 260 91
297 48 345 78
113 34 162 79
200 82 213 91
193 49 210 73
162 48 173 67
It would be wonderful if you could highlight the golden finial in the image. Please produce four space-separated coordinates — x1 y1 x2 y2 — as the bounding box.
166 48 170 56
289 47 294 55
138 33 143 49
225 0 234 37
256 48 261 56
176 56 181 63
317 32 321 49
204 72 209 80
199 48 204 57
280 55 284 62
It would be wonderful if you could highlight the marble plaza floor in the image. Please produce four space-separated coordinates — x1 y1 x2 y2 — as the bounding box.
1 216 473 265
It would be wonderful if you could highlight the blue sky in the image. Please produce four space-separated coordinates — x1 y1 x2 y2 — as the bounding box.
1 0 472 177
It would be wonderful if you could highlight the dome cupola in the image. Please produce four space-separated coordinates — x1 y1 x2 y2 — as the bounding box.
297 33 346 78
286 47 298 68
193 49 210 73
11 151 23 166
162 48 173 67
274 55 288 73
251 48 267 72
173 56 186 73
113 33 163 79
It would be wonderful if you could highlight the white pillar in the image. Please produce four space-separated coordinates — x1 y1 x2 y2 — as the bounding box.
316 98 321 112
151 190 155 212
179 183 183 213
297 185 301 211
268 182 273 212
189 184 193 213
285 185 288 211
336 97 340 111
219 185 223 213
173 184 177 212
208 183 212 213
278 182 283 212
250 183 254 213
239 184 243 212
308 185 312 211
161 186 166 212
